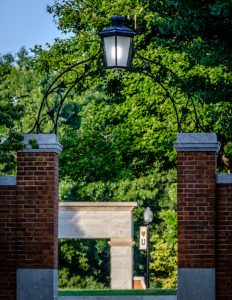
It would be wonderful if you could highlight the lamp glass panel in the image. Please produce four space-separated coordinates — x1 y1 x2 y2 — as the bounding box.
104 35 131 67
116 36 131 67
104 36 116 67
144 207 153 224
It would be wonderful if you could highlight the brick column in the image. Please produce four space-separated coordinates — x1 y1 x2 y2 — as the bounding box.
216 174 232 300
174 133 220 300
0 176 17 300
16 134 62 300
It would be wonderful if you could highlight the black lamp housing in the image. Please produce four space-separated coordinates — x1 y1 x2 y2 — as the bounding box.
99 16 136 68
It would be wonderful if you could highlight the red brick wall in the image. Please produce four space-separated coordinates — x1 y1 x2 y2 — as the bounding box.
0 185 17 300
177 151 217 268
17 152 58 269
216 184 232 300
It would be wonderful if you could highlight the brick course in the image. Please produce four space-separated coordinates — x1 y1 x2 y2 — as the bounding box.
177 151 217 268
216 184 232 300
16 152 58 269
0 185 17 300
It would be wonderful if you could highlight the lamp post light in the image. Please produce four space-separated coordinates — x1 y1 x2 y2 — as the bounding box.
99 16 136 68
143 207 153 289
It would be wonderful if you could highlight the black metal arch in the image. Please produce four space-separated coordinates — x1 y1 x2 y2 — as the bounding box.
29 50 104 134
29 47 202 134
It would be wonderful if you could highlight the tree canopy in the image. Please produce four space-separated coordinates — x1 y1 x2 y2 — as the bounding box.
1 0 232 289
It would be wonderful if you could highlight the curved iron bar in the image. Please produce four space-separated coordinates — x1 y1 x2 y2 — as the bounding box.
29 50 103 134
133 51 204 132
130 66 182 131
53 66 104 133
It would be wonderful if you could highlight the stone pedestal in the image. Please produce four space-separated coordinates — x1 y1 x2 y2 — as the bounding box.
109 238 134 289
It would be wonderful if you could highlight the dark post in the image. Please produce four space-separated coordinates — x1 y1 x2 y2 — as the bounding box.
146 223 150 289
143 206 153 289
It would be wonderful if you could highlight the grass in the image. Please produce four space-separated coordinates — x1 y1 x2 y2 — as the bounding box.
58 289 177 296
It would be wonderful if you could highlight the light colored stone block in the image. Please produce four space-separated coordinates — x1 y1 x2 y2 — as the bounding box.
111 279 132 290
178 268 215 300
17 268 57 300
110 242 133 290
111 246 132 257
216 173 232 184
58 202 137 239
58 202 137 290
0 176 16 186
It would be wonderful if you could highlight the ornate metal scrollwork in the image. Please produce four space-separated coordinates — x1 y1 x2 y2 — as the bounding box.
30 46 202 134
29 50 104 134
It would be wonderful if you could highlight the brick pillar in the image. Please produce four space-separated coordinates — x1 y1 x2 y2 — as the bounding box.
16 134 62 300
216 174 232 300
174 133 220 300
0 176 17 300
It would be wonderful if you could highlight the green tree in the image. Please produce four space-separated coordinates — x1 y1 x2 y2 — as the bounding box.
0 53 24 174
0 48 47 174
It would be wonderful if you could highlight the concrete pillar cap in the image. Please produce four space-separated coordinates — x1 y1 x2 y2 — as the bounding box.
22 134 62 154
174 133 221 153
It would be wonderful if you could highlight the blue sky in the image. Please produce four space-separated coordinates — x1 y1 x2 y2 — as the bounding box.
0 0 69 55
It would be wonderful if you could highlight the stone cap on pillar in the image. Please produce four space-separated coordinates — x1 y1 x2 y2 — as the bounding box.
108 238 135 247
0 176 16 186
174 133 221 153
22 134 62 154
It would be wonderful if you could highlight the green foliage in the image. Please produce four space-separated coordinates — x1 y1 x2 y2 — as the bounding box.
28 139 39 149
0 48 48 174
59 239 110 289
150 208 177 288
0 53 24 174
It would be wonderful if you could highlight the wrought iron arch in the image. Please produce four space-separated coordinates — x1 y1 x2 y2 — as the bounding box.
30 46 202 134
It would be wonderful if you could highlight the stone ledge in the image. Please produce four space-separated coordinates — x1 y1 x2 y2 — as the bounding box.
216 174 232 184
0 176 16 186
59 202 138 211
174 133 221 153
